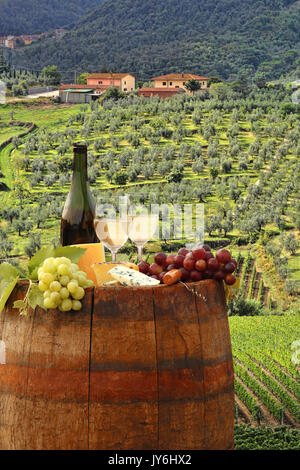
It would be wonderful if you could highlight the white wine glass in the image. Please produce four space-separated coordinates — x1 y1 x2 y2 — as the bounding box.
94 217 128 262
128 213 159 261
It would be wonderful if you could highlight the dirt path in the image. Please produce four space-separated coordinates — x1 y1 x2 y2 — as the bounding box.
7 91 59 103
235 256 244 277
25 91 59 100
263 285 270 308
234 394 253 424
252 269 262 300
243 258 255 296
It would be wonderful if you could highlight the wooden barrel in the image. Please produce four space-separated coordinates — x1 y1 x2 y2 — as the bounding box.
0 279 234 450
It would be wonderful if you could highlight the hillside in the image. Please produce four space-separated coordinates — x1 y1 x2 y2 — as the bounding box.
13 0 300 80
0 0 105 35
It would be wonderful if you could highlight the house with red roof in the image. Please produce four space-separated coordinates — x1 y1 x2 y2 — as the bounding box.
151 73 209 93
138 73 210 99
86 73 136 93
59 73 136 103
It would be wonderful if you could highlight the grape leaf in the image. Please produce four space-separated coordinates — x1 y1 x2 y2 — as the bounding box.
12 282 46 317
28 246 55 279
0 263 19 314
0 263 19 279
14 265 29 279
13 300 26 309
27 283 46 311
53 246 86 263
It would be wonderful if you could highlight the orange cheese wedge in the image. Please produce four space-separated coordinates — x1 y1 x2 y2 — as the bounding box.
72 243 106 284
92 262 139 286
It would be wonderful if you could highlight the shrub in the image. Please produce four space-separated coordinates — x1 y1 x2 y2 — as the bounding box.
284 280 299 295
167 169 184 183
112 171 128 185
227 294 266 316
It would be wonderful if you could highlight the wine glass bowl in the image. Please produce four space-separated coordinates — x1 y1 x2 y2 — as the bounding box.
94 217 128 262
128 213 159 261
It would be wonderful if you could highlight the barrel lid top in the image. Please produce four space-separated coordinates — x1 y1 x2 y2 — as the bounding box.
94 278 221 291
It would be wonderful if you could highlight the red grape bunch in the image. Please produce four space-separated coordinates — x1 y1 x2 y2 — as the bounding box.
138 246 237 286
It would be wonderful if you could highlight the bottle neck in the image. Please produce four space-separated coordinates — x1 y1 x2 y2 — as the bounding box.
72 150 88 189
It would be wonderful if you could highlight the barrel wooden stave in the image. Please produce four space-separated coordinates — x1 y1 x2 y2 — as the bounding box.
0 279 234 450
89 286 158 450
24 288 93 450
0 282 92 450
194 280 234 450
0 283 35 450
153 280 233 450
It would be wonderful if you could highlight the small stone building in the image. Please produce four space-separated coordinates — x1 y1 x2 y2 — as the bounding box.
59 84 100 103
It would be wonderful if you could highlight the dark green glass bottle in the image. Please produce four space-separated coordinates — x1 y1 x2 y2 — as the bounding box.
60 143 98 246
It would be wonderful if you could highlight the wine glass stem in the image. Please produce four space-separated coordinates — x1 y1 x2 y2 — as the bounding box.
137 244 144 261
111 249 118 263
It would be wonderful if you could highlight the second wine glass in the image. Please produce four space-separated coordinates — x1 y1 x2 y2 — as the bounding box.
128 213 159 261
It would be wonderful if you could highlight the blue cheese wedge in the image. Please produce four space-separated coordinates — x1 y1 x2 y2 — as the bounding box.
108 266 160 286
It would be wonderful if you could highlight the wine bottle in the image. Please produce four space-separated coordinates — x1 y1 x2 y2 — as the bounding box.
60 143 98 246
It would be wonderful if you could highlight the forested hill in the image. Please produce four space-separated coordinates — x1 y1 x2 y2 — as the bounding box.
14 0 300 80
0 0 105 35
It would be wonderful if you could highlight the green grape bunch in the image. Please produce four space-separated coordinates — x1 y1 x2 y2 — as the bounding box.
37 257 94 312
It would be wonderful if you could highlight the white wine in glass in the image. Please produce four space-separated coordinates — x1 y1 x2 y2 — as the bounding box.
128 214 159 261
94 218 128 262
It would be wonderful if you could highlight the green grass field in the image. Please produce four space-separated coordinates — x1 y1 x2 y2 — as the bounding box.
0 125 26 144
0 100 81 127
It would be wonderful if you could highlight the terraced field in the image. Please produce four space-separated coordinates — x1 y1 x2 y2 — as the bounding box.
231 254 277 310
0 124 26 144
